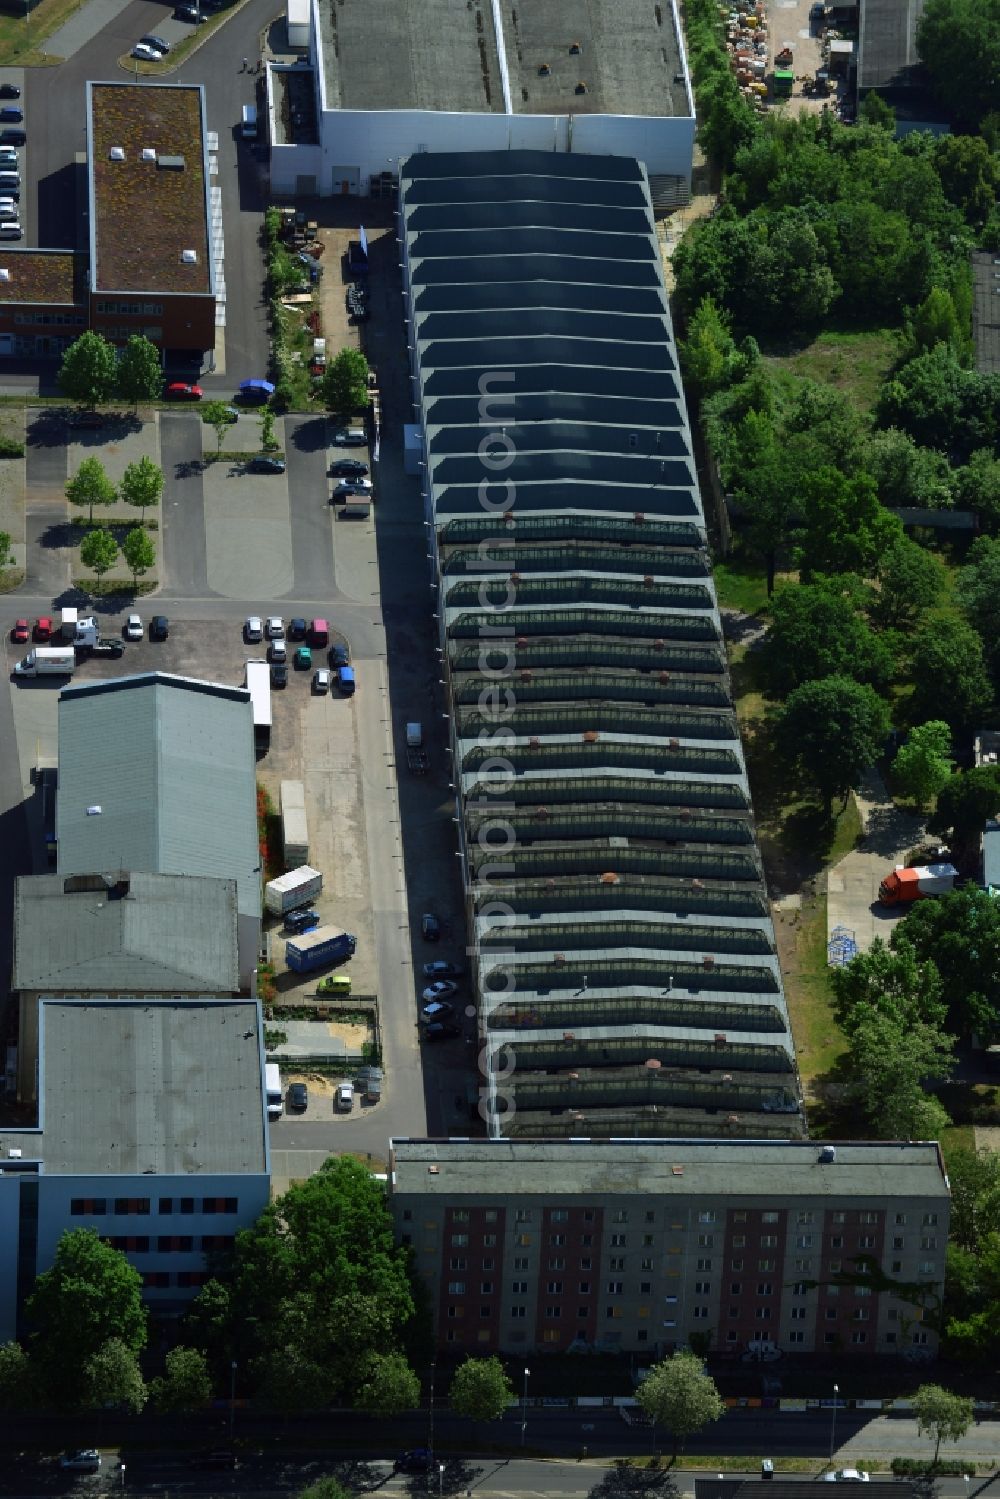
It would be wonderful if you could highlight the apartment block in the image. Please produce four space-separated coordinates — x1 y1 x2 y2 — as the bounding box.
390 1139 950 1359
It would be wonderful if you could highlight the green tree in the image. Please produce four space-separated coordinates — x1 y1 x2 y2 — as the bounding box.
449 1355 514 1424
946 1148 1000 1253
79 527 119 582
728 410 804 595
935 136 1000 226
0 1342 34 1413
150 1346 212 1413
908 286 966 360
696 73 757 172
760 580 892 696
355 1351 420 1417
66 455 116 525
957 536 1000 684
678 298 745 403
831 936 947 1035
796 466 903 581
322 348 369 415
907 617 993 736
945 1231 1000 1359
955 449 1000 534
912 1383 974 1464
202 400 235 456
872 537 946 629
777 676 890 812
122 527 155 586
58 331 118 407
298 1481 352 1499
859 91 895 130
861 429 954 511
895 887 1000 1040
845 1011 953 1138
0 529 11 571
635 1350 725 1457
929 765 1000 872
892 721 952 808
84 1338 147 1414
119 454 163 511
918 0 1000 128
116 335 163 410
259 406 277 451
877 346 996 458
27 1229 146 1406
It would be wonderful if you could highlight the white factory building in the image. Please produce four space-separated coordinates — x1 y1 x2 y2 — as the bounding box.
268 0 696 200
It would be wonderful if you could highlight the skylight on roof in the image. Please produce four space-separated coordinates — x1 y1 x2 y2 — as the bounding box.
109 146 125 161
180 248 197 264
141 148 157 162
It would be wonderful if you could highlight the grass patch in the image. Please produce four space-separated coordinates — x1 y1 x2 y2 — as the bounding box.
0 567 25 592
71 577 157 596
0 0 83 64
713 559 771 615
939 1124 975 1162
203 449 286 464
775 890 849 1091
763 328 903 413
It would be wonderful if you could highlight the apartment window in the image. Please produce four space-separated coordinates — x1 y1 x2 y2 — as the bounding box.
481 1282 494 1295
697 1234 714 1248
919 1261 937 1275
885 1332 897 1345
157 1236 193 1253
832 1211 846 1225
638 1329 649 1343
828 1284 840 1297
550 1234 565 1247
892 1237 904 1251
794 1259 812 1272
859 1235 876 1250
114 1198 150 1215
757 1283 773 1296
829 1260 842 1274
826 1309 838 1321
758 1259 775 1272
608 1258 624 1273
895 1213 907 1226
452 1210 470 1223
732 1234 747 1249
645 1211 655 1223
579 1306 589 1318
480 1306 491 1319
853 1309 869 1322
605 1306 623 1319
446 1306 464 1320
610 1234 627 1247
107 1236 149 1252
793 1283 808 1296
731 1258 744 1272
693 1306 709 1319
485 1210 498 1222
695 1280 711 1294
755 1307 771 1320
851 1331 867 1345
512 1281 528 1294
726 1330 739 1343
547 1281 563 1295
920 1237 937 1251
891 1260 903 1273
579 1282 591 1294
483 1258 495 1271
791 1306 806 1321
762 1212 779 1223
796 1236 813 1249
830 1236 844 1249
640 1282 651 1294
549 1258 566 1271
641 1257 653 1271
552 1210 569 1222
797 1212 814 1226
544 1306 561 1320
510 1306 526 1319
201 1235 235 1252
642 1234 654 1247
730 1281 742 1295
158 1198 173 1214
698 1211 716 1224
142 1271 170 1289
516 1235 531 1248
860 1212 878 1225
613 1210 629 1224
202 1198 237 1215
761 1235 778 1248
913 1331 930 1346
514 1257 529 1270
71 1198 107 1216
448 1282 466 1295
728 1304 740 1317
855 1286 871 1298
450 1258 467 1271
824 1332 836 1345
581 1257 592 1270
733 1211 747 1223
696 1258 712 1271
607 1281 623 1295
515 1209 531 1223
789 1330 805 1345
452 1235 469 1248
581 1234 593 1248
483 1234 497 1248
584 1211 595 1222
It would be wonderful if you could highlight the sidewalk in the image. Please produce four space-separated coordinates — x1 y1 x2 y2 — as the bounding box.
826 769 925 956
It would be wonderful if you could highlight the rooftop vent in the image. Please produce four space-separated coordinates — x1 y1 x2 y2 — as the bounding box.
538 62 551 76
0 268 9 281
180 248 198 264
820 1145 837 1164
575 81 588 94
109 146 125 161
157 154 185 170
141 147 157 162
570 40 582 53
8 1148 21 1159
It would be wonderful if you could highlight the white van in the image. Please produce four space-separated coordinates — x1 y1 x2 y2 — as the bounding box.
0 220 21 239
264 1062 282 1120
241 104 257 139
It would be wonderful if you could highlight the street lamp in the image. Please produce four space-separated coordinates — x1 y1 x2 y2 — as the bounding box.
229 1359 237 1444
119 1463 126 1494
829 1382 840 1464
521 1366 530 1446
438 1462 445 1499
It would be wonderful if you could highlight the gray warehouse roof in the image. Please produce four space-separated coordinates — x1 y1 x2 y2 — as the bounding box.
400 150 795 1139
318 0 690 119
13 871 239 994
857 0 928 91
390 1139 950 1202
56 674 259 924
40 998 267 1174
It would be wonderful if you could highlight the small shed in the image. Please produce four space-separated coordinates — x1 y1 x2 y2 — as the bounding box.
287 0 310 50
827 37 854 74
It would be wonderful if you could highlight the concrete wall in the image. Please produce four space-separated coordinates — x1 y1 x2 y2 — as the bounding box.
0 1173 23 1342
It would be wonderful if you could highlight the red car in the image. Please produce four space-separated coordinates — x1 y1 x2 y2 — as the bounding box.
165 382 203 401
34 616 52 641
11 617 29 642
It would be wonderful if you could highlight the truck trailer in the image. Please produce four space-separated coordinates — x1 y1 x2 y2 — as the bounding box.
264 1062 283 1120
244 659 272 749
264 865 323 915
285 925 356 974
280 780 309 867
878 863 958 905
14 647 76 677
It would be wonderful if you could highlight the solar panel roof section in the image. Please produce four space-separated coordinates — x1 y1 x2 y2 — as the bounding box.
400 148 799 1139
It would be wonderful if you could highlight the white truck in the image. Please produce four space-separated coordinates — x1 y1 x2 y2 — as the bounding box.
73 615 100 647
14 647 76 678
280 779 309 867
264 864 323 916
264 1062 283 1120
405 721 429 774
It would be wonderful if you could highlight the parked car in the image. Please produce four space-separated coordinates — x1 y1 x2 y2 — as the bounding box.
422 979 458 1004
0 219 22 238
244 615 263 642
335 1081 354 1112
294 646 312 670
248 455 285 474
92 638 126 657
0 128 26 145
329 642 350 667
268 639 287 664
0 148 20 167
11 618 29 643
395 1450 432 1474
308 618 329 645
270 662 288 688
0 106 23 122
265 616 284 639
34 616 52 641
337 666 355 695
329 459 368 478
0 85 21 99
316 973 352 996
150 615 168 640
422 999 455 1022
330 427 366 446
423 1021 462 1041
312 667 331 693
124 614 143 641
130 43 161 60
175 4 207 20
284 908 320 935
139 33 170 52
334 478 372 495
60 1451 101 1473
288 616 308 641
423 960 462 978
825 1474 870 1485
287 1081 308 1111
165 382 203 401
421 912 441 942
